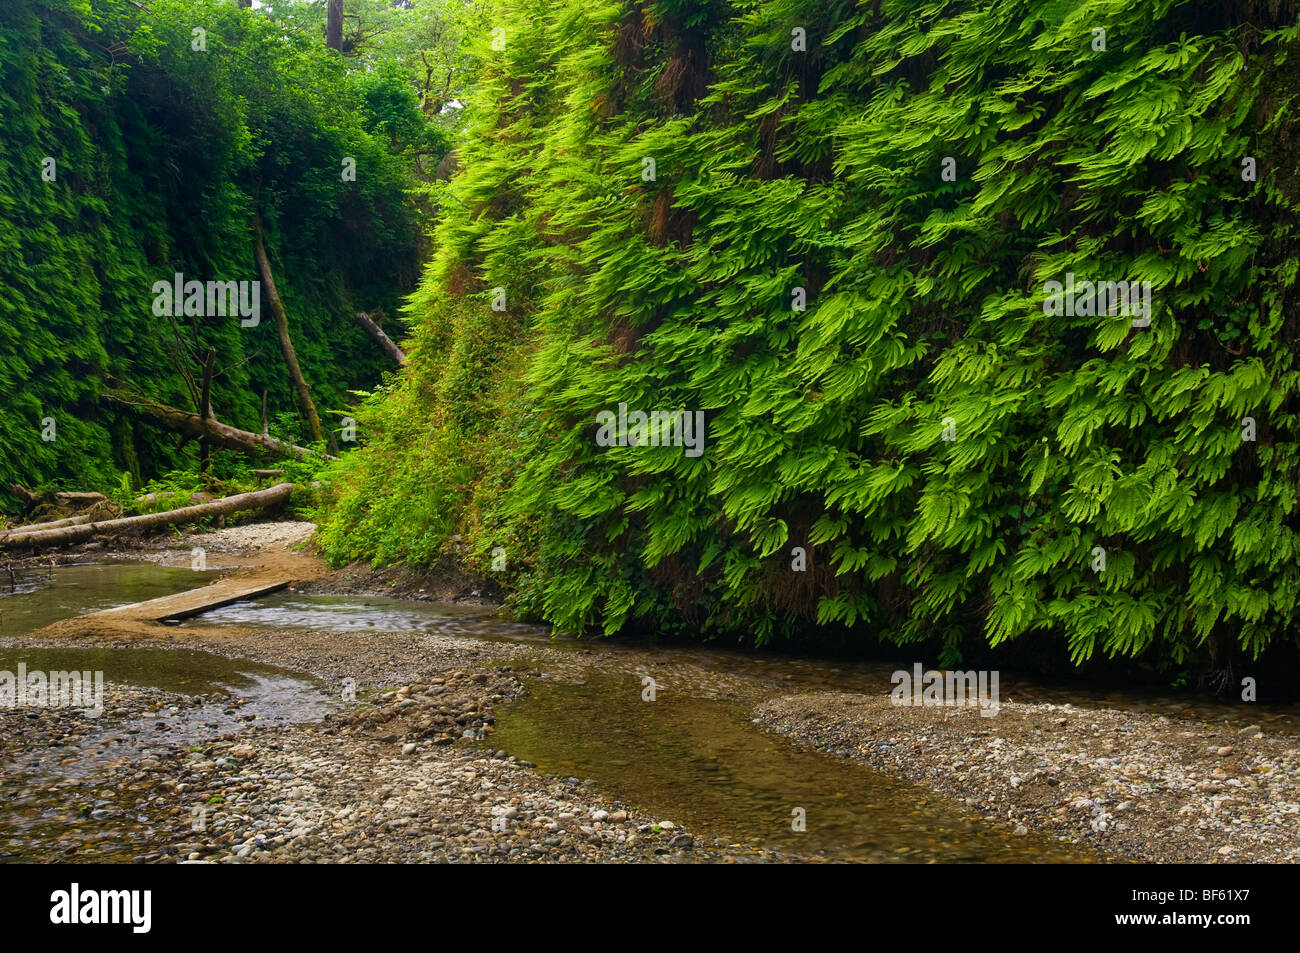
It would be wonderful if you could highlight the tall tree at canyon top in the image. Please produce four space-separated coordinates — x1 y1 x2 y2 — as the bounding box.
326 0 343 51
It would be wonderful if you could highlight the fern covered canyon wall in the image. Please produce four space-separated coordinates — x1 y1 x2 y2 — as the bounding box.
317 0 1300 681
0 0 436 491
5 0 1300 686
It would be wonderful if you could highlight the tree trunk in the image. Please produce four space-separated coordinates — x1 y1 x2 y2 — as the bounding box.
419 53 435 113
355 312 408 366
252 218 328 448
199 345 216 473
0 484 295 550
103 389 328 461
326 0 343 51
434 150 459 181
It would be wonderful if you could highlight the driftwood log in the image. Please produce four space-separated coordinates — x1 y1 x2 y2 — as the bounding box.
0 483 294 550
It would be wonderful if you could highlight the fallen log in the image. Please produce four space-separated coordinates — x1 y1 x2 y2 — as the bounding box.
0 513 92 540
55 491 108 507
7 484 41 506
356 312 408 366
0 483 295 550
7 487 106 510
134 490 218 510
103 389 331 461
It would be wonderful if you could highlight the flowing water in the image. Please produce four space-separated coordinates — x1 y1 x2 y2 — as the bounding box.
193 590 547 640
484 671 1091 861
190 589 1300 731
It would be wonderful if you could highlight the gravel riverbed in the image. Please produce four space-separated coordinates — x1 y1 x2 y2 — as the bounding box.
6 520 1297 864
756 692 1300 864
0 663 778 863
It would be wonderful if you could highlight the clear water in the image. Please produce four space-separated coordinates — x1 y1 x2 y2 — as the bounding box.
482 671 1092 862
191 591 547 641
7 566 1282 863
0 562 219 638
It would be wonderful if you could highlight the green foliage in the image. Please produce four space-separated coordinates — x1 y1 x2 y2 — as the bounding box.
0 0 434 507
321 0 1300 670
114 466 262 516
108 471 138 510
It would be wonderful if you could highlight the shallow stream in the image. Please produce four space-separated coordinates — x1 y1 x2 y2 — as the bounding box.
2 561 1289 863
